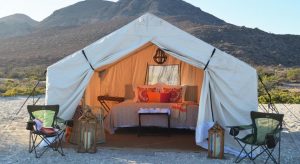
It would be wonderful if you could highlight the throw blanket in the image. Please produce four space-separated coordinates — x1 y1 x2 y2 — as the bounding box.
170 101 197 122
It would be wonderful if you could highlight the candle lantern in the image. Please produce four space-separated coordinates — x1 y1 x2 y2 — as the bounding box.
95 106 105 143
208 122 224 159
77 106 97 153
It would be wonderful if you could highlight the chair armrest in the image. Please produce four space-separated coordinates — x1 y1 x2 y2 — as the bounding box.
226 124 253 130
26 120 36 131
226 124 253 136
273 128 283 134
55 118 73 129
65 120 74 127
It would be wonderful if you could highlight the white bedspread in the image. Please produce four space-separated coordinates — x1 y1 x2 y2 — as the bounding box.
138 108 171 115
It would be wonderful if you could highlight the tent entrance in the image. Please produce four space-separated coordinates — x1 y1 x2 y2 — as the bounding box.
81 43 204 150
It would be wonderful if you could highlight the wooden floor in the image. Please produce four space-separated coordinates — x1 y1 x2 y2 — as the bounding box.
99 127 202 152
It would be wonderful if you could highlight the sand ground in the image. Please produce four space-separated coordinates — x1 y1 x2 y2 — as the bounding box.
0 96 300 164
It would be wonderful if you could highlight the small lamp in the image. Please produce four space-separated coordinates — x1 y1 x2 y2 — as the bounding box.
208 122 225 159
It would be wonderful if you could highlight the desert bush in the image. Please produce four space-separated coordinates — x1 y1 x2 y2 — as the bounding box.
259 88 300 104
0 85 6 93
287 68 300 82
257 66 300 104
0 65 46 80
0 79 45 97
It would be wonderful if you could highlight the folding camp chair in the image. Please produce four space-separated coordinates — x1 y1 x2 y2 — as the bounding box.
26 105 65 158
228 111 284 163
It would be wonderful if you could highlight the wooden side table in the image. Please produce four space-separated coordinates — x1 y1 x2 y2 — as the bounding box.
97 96 124 119
138 108 171 136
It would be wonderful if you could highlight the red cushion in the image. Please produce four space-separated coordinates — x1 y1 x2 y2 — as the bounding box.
41 127 56 135
160 92 171 103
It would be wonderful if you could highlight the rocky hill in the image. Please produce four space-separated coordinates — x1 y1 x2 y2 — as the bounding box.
0 0 299 69
0 14 38 38
39 0 225 28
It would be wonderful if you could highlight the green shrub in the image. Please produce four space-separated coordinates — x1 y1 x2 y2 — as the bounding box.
287 68 300 82
0 79 45 97
259 89 300 104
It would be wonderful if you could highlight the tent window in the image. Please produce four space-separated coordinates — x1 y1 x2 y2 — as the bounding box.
147 65 180 85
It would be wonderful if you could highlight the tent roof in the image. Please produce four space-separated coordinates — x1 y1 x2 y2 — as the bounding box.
49 13 254 72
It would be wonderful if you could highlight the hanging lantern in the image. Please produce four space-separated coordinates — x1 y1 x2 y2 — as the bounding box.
153 48 167 64
77 107 97 153
208 122 225 159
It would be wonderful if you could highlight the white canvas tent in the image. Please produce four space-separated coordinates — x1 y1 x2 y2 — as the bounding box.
46 13 258 154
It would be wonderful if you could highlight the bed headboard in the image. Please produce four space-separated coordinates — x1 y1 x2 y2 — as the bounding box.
124 84 198 102
184 85 198 102
124 84 135 100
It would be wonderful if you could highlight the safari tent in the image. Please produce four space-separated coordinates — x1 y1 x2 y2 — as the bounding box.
46 13 258 154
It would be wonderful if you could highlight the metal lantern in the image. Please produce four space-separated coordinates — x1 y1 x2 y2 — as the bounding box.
90 106 105 144
153 48 167 64
208 122 225 159
77 107 97 153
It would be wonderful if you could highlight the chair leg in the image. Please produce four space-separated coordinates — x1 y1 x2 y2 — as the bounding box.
29 130 66 158
28 132 32 153
278 134 281 164
251 145 253 159
29 134 60 158
235 139 263 163
263 136 281 164
53 130 65 156
235 140 255 163
263 146 278 164
57 131 65 156
32 135 39 158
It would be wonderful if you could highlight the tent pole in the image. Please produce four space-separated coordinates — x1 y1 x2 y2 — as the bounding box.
203 48 217 122
144 63 149 85
258 75 272 105
204 48 216 70
179 61 182 85
209 82 215 122
16 70 47 115
82 50 95 70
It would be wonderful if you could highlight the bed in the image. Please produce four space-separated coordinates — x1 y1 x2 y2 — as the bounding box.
104 100 199 133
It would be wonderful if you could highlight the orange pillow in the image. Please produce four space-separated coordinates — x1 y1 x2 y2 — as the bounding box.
147 91 161 102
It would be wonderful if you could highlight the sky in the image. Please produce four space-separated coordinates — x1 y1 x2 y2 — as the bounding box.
0 0 299 35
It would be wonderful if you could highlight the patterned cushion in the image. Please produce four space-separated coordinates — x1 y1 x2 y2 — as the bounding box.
137 87 156 102
162 87 183 103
